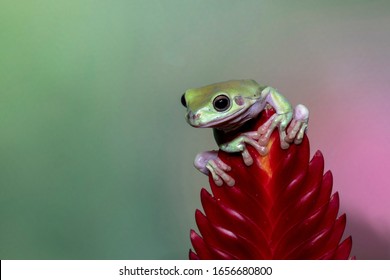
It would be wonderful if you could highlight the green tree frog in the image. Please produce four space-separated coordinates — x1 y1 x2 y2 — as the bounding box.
181 79 309 187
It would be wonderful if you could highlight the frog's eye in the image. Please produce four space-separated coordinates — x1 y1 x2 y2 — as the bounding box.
213 95 231 112
181 94 187 108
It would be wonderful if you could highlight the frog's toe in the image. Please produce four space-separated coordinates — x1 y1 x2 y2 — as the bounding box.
285 119 308 145
241 136 268 159
206 159 235 187
241 148 253 166
294 122 308 144
286 119 300 141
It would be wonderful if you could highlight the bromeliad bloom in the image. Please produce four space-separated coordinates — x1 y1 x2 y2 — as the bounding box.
189 108 352 260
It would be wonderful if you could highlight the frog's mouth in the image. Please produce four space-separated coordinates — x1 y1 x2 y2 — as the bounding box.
188 107 250 131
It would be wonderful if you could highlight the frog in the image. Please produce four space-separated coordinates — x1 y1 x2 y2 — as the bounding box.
181 79 309 187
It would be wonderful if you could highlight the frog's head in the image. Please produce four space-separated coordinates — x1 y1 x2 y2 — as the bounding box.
181 79 263 131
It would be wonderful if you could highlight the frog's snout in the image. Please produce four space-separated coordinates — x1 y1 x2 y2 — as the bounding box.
187 111 200 121
186 111 201 125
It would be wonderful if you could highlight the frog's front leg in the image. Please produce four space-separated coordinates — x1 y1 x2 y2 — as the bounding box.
220 132 268 166
256 87 294 149
194 151 235 187
257 111 293 149
256 87 310 149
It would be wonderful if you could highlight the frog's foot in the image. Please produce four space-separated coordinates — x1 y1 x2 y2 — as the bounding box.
285 104 309 145
220 132 268 167
206 158 235 187
194 151 234 187
239 132 268 164
258 112 293 150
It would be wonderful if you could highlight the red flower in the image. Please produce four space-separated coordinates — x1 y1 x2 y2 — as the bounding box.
189 108 352 259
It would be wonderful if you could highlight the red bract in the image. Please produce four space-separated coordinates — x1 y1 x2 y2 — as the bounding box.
189 108 352 260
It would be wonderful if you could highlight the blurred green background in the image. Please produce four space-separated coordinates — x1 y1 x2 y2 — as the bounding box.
1 0 390 259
